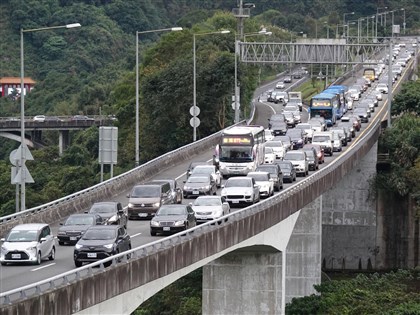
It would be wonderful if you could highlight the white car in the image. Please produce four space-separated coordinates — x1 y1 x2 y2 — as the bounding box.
221 177 260 207
190 165 221 188
376 83 388 94
264 129 274 142
283 151 309 177
247 171 274 198
191 196 230 224
295 123 314 142
275 81 285 89
33 115 46 122
0 223 56 265
264 147 276 164
265 140 285 160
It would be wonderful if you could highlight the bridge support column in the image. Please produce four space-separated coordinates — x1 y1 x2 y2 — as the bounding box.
322 143 377 270
59 130 70 156
202 198 322 315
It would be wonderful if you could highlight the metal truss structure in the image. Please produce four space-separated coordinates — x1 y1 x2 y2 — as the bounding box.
240 40 390 65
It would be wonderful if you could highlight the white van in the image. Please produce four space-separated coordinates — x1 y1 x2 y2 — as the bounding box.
0 223 56 265
312 131 334 156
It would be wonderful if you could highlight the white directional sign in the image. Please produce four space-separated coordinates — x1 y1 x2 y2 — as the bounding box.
190 106 200 117
231 102 240 110
190 117 200 128
12 166 34 184
14 144 34 163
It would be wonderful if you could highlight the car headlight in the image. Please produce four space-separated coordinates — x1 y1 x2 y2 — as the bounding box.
107 215 118 223
1 245 7 251
204 185 211 190
174 220 185 227
153 202 161 208
247 164 253 169
150 220 160 227
75 244 83 249
297 139 303 143
26 246 37 252
58 231 66 235
103 244 114 249
128 203 134 208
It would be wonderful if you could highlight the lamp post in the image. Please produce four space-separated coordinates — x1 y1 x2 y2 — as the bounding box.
324 22 330 39
193 30 230 141
376 6 388 39
343 12 355 37
19 23 80 212
135 27 182 165
236 30 271 123
358 18 365 43
401 8 406 34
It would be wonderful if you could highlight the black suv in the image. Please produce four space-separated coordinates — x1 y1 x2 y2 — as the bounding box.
256 164 283 191
73 225 131 267
87 201 128 229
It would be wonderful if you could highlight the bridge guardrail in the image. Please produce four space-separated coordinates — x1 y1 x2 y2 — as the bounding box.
0 107 382 308
0 121 245 236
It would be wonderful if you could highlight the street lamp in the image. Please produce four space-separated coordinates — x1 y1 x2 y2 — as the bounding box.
19 23 81 212
135 27 183 165
193 30 230 141
376 6 387 39
235 30 271 123
343 12 355 37
401 8 406 34
358 18 365 43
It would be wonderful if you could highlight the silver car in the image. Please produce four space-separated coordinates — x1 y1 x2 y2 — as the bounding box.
191 196 230 224
0 223 56 265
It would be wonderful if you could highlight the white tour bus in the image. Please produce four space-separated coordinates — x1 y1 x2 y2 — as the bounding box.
215 125 265 178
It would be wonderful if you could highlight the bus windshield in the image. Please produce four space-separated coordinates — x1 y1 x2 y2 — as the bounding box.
219 147 253 162
310 109 333 120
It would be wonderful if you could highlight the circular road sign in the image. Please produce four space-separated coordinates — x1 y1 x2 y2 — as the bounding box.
190 106 200 117
190 117 201 128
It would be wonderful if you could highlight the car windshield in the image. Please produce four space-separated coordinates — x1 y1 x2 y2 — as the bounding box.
265 147 274 154
131 186 160 198
265 141 283 148
296 124 310 129
90 204 115 213
82 229 116 240
194 197 222 206
157 206 186 216
285 153 304 161
6 230 38 242
225 179 251 188
192 167 213 175
248 174 268 181
313 135 330 142
65 216 94 225
279 163 292 170
257 166 276 174
187 176 209 183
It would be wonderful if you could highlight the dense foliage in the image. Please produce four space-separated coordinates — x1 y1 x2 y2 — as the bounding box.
286 269 420 314
374 80 420 214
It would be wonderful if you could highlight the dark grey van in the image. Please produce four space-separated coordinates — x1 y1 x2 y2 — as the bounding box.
127 182 173 219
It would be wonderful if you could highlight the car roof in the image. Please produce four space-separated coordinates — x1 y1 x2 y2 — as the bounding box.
11 223 48 231
91 201 118 206
86 225 119 231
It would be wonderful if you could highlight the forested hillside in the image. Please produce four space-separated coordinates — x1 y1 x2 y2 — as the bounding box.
0 0 419 216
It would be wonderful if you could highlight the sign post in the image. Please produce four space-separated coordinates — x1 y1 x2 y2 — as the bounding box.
99 127 118 181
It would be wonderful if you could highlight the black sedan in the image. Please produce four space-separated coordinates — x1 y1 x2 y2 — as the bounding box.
87 201 128 228
73 225 131 267
57 213 103 245
275 160 297 183
183 175 216 198
150 204 197 236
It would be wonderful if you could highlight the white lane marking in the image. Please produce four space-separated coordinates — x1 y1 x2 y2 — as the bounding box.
131 232 142 238
32 263 55 271
175 158 214 181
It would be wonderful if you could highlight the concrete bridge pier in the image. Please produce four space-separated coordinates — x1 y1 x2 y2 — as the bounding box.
202 196 322 315
59 130 70 155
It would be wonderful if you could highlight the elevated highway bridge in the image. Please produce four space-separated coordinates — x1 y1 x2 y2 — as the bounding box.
0 40 417 314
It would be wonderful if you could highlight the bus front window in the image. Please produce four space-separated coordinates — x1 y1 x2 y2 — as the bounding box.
220 147 253 162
